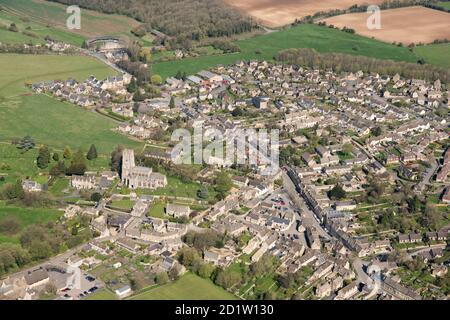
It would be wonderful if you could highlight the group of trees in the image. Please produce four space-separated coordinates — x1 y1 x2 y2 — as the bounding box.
176 245 243 291
0 179 55 207
182 230 225 251
211 40 240 53
177 232 284 296
276 48 450 83
50 0 256 49
0 42 54 54
214 171 233 200
117 60 150 85
0 220 93 276
13 136 35 153
328 184 347 200
41 144 97 177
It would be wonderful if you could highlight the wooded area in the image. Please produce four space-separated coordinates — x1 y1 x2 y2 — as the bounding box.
49 0 256 48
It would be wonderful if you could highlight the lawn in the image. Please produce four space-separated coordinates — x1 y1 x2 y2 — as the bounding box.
414 43 450 69
48 177 70 196
109 199 135 211
153 24 418 78
85 288 118 300
129 273 237 300
0 54 142 153
0 202 62 243
147 200 165 219
141 175 216 201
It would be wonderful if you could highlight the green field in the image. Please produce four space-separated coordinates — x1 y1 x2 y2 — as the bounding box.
414 43 450 69
436 1 450 10
153 24 419 78
0 143 42 185
129 273 237 300
0 54 141 153
0 53 115 96
0 9 84 46
0 0 141 40
0 201 62 243
0 27 45 45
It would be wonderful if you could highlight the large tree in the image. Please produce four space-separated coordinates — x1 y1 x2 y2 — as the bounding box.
214 171 232 200
37 145 51 169
63 146 72 159
328 184 346 200
86 144 98 160
66 149 87 175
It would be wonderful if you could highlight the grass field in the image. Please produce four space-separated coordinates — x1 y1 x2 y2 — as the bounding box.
0 143 42 185
0 9 85 46
129 273 237 300
414 43 450 69
0 201 62 243
0 0 141 39
0 54 115 96
0 54 141 153
153 24 418 78
0 27 45 45
436 1 450 10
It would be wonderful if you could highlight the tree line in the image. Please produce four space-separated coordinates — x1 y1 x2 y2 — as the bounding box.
276 48 450 84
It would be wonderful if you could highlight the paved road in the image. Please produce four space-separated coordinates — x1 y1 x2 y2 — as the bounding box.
283 168 331 240
298 199 331 240
415 158 439 192
352 258 373 286
83 50 128 75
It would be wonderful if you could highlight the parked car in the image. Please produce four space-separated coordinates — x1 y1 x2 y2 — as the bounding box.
88 286 98 293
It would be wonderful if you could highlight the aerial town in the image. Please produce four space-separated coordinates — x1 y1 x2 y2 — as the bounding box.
0 0 449 304
2 56 447 301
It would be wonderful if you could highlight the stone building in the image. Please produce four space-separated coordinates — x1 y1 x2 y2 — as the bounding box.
121 149 167 189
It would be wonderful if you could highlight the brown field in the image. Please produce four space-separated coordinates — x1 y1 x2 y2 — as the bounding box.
223 0 384 27
323 6 450 45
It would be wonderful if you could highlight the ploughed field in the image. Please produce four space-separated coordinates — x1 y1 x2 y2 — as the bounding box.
323 6 450 45
223 0 384 27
